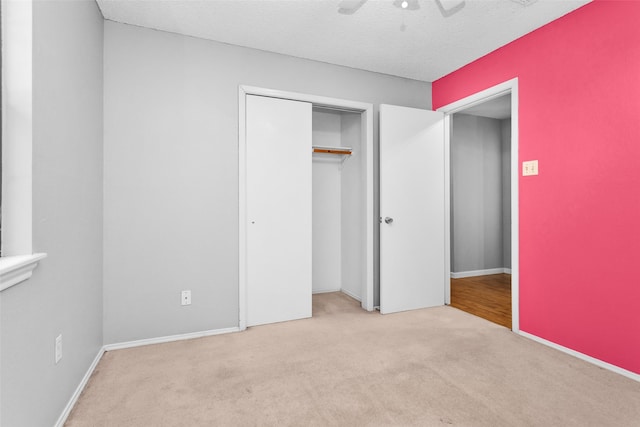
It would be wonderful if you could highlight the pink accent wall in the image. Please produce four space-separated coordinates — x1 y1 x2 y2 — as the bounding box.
433 0 640 375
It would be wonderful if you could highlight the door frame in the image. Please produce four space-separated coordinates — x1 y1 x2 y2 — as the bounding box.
437 78 520 332
238 85 375 330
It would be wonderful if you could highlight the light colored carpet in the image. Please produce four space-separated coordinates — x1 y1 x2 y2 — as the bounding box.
66 292 640 426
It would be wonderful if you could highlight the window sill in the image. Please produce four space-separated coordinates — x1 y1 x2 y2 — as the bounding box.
0 253 48 292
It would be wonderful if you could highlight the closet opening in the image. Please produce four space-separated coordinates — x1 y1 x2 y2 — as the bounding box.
311 107 365 314
449 94 513 329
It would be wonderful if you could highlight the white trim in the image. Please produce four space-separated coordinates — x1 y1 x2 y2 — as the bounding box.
239 85 375 330
56 326 242 425
340 288 362 302
450 268 510 279
238 86 247 330
103 327 241 351
0 253 47 292
2 0 34 256
511 81 520 333
519 331 640 383
437 81 514 115
438 78 519 332
239 85 375 112
312 288 341 294
443 115 451 305
363 106 374 312
54 346 105 427
312 288 362 302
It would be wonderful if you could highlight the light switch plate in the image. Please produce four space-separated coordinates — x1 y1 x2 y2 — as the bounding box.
523 160 538 176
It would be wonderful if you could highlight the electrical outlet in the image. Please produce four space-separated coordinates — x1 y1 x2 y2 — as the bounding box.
181 290 191 306
523 160 539 176
55 334 62 364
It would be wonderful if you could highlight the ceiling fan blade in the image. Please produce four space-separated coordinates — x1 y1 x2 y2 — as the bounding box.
338 0 368 15
434 0 465 18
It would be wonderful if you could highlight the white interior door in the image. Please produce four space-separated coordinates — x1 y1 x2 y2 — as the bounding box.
246 95 312 326
380 104 445 314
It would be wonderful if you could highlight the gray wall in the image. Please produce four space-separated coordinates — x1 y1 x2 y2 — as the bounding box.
451 114 510 273
103 22 431 344
0 1 104 425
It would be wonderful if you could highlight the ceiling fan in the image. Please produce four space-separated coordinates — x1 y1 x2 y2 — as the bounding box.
338 0 467 18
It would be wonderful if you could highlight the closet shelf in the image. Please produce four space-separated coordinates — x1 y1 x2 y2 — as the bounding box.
312 145 352 156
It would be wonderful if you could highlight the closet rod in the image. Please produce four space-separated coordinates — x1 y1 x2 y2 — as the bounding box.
312 145 352 155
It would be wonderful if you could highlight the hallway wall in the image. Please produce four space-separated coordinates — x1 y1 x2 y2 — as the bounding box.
450 114 505 273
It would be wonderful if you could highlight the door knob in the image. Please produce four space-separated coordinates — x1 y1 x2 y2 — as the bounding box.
384 217 393 224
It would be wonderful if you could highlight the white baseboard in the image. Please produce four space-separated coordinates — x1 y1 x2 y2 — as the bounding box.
104 326 241 351
312 287 362 302
56 326 241 426
54 346 105 427
519 331 640 383
451 268 511 278
312 288 341 294
340 288 362 302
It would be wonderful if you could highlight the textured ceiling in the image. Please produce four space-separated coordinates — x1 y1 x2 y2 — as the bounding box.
96 0 591 82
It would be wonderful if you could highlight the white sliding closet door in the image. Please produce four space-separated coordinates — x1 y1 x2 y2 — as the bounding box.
246 95 312 327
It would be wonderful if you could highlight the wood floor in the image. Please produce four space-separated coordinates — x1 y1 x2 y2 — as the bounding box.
450 274 511 329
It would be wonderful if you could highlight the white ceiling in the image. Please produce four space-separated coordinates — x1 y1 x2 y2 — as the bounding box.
96 0 591 82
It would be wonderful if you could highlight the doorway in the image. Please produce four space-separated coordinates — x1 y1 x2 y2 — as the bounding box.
438 79 519 332
450 95 512 328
